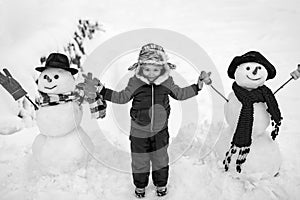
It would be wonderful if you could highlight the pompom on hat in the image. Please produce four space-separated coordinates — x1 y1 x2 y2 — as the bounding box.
35 53 78 75
227 51 276 80
128 43 176 70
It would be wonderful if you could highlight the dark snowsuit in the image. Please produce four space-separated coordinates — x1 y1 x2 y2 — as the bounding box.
99 65 200 188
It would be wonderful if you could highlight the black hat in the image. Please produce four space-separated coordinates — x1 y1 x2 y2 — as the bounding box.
227 51 276 80
35 53 78 75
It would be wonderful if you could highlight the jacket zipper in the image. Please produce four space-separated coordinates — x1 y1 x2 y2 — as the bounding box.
150 84 154 132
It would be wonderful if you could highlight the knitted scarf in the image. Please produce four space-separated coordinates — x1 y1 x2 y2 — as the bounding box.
36 90 106 119
223 82 282 173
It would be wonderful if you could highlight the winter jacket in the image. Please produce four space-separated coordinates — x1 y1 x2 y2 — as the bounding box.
99 64 200 132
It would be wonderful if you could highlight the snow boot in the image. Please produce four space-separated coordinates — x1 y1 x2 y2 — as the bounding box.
135 187 145 198
156 186 167 197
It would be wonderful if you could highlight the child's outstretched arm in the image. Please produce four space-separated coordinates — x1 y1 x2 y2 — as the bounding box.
78 72 140 104
99 77 141 104
167 71 211 100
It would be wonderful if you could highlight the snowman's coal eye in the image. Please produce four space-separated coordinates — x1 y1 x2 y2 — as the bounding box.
43 75 47 79
54 75 59 79
246 67 250 71
258 66 262 70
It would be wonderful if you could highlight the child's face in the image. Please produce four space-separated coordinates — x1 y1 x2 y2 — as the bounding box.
141 64 163 81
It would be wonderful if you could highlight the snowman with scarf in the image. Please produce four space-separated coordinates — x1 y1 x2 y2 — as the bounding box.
0 53 106 174
214 51 300 178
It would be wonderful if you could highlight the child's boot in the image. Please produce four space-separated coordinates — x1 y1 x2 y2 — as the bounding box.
135 187 145 198
156 186 167 197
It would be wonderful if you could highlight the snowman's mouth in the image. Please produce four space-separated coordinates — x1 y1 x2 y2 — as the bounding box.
247 75 261 81
44 85 57 90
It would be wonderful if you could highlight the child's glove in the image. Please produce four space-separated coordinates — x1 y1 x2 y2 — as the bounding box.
76 72 103 100
198 71 212 90
290 64 300 80
0 68 27 100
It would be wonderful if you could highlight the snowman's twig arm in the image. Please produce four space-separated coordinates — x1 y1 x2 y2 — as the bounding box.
25 95 39 110
210 85 229 102
273 77 293 95
274 64 300 95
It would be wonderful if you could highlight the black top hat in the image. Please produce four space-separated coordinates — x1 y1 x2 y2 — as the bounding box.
227 51 276 80
35 53 78 75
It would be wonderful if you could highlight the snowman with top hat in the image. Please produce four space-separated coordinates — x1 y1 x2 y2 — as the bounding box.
214 51 300 178
0 53 106 175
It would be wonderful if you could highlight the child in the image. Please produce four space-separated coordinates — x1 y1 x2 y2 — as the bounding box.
79 43 211 198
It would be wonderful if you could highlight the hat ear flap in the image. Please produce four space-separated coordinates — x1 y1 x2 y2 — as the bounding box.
167 63 176 69
128 63 139 71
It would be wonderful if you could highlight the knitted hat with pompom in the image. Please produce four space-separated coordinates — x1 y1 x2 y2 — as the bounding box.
128 43 176 71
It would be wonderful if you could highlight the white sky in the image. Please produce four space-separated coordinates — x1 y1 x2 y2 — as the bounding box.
1 0 300 90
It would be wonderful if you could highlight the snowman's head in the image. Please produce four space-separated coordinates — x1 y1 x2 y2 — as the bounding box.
35 53 78 94
234 62 268 89
228 51 276 89
37 68 75 94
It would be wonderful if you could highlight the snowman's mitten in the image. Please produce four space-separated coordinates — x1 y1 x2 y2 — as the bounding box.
76 72 101 99
290 65 300 80
199 71 212 85
76 82 96 100
0 68 27 100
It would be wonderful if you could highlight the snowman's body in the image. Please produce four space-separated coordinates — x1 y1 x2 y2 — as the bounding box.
215 93 282 177
31 68 94 174
215 61 282 178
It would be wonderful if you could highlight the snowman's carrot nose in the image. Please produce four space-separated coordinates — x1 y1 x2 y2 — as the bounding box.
45 75 52 82
252 66 259 75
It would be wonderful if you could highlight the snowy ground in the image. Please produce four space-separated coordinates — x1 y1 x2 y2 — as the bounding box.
1 0 300 199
